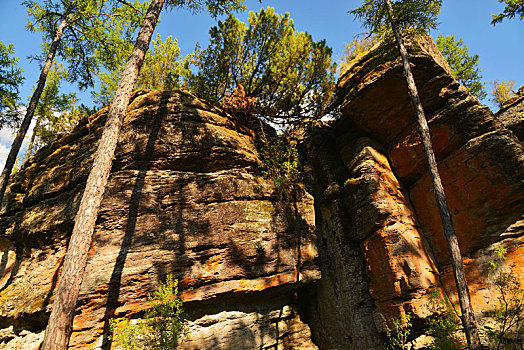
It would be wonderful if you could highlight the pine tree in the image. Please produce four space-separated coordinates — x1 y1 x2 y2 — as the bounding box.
436 34 487 100
42 1 245 348
192 7 336 125
350 1 482 348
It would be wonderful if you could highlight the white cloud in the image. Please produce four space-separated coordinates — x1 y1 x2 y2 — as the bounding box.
0 141 10 169
0 120 35 170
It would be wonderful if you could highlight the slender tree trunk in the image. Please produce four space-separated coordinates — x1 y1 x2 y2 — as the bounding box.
26 114 43 160
0 17 68 207
384 1 482 349
41 0 165 348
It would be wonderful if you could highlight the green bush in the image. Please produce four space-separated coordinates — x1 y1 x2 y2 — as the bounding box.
109 275 188 349
487 245 524 349
386 312 412 350
259 135 301 189
426 290 466 350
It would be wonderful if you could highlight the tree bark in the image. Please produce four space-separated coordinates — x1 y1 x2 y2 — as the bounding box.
0 17 68 207
383 1 482 349
41 0 165 348
26 114 43 160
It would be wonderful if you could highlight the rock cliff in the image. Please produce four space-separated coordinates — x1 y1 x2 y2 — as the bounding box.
0 33 523 350
303 33 524 348
0 91 319 349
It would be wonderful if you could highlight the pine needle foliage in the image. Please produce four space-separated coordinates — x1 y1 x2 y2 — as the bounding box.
350 0 442 39
191 7 336 125
492 0 524 25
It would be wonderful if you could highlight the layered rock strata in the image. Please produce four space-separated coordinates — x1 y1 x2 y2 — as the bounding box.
0 90 319 349
304 33 524 347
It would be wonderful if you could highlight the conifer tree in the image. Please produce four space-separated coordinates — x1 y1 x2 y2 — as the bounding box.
192 7 336 125
42 1 245 348
436 34 487 100
0 0 147 207
351 1 482 348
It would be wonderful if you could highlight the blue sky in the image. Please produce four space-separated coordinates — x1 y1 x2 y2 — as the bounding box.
0 0 523 165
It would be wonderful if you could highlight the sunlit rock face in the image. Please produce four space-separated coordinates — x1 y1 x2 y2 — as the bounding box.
0 33 522 350
0 90 319 349
303 33 523 348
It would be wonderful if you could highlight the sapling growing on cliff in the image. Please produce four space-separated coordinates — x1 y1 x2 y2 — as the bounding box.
487 245 524 349
110 275 188 349
350 1 482 348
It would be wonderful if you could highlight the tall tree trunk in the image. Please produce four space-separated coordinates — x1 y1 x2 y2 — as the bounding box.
384 1 482 349
0 17 68 207
26 114 43 160
41 0 165 348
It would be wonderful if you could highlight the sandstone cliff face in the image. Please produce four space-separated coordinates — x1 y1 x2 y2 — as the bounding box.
0 91 319 349
303 33 524 348
0 33 522 350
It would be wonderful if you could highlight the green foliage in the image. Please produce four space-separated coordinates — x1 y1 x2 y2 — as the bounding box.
165 0 246 18
137 34 194 90
24 0 149 90
492 0 524 25
490 79 517 108
30 63 81 149
92 33 194 106
386 312 412 350
350 0 442 39
436 34 487 100
259 135 301 189
427 290 466 350
339 35 380 73
191 7 336 125
486 245 524 349
109 275 188 350
0 41 25 129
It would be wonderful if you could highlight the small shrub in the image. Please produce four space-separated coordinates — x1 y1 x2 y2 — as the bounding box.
259 135 301 189
386 312 412 350
427 290 466 350
339 35 379 73
490 79 517 108
486 245 524 350
109 275 188 349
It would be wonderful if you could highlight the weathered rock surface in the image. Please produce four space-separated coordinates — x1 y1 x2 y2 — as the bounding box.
0 32 522 350
303 32 524 347
497 86 524 142
0 90 319 349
